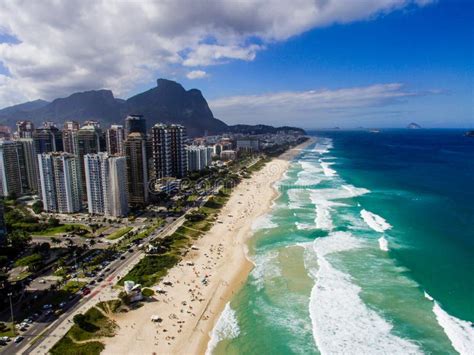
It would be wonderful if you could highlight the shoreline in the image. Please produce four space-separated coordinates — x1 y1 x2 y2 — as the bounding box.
102 138 314 355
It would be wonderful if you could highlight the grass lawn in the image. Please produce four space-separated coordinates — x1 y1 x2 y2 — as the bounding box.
119 254 178 287
33 224 90 236
50 335 104 355
12 270 32 282
50 306 115 355
0 323 15 337
62 280 86 294
186 194 198 202
106 226 132 240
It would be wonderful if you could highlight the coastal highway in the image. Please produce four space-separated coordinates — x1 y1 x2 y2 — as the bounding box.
5 214 189 355
3 181 222 354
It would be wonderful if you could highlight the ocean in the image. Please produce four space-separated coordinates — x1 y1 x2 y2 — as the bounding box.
206 129 474 355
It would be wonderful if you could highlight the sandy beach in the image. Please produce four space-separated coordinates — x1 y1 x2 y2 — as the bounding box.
102 138 313 355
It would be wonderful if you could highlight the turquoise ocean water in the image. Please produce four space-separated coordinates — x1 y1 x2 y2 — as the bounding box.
206 130 474 355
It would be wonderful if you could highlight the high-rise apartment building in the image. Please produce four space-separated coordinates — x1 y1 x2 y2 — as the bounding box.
125 133 148 206
105 155 128 217
77 124 101 198
84 153 106 214
186 145 213 172
106 125 125 155
149 123 187 179
16 120 35 138
149 123 170 179
17 138 39 192
0 141 23 197
33 125 63 154
84 153 128 217
125 115 146 137
37 152 82 213
62 121 80 155
168 124 187 178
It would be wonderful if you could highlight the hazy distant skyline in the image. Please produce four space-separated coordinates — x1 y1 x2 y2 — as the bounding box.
0 0 472 128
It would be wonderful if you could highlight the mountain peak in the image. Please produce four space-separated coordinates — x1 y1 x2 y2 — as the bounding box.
0 79 228 136
157 78 184 90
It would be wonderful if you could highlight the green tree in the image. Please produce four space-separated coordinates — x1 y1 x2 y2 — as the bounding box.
31 201 43 214
15 253 43 271
47 217 60 227
7 230 31 250
0 255 8 268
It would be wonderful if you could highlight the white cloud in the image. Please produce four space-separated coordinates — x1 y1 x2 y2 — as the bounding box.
0 0 434 107
209 83 429 127
186 70 209 80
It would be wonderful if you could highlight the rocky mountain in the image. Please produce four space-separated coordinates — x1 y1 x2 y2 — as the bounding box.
125 79 228 136
0 79 228 136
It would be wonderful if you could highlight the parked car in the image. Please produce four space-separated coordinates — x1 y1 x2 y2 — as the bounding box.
82 287 91 296
14 336 24 344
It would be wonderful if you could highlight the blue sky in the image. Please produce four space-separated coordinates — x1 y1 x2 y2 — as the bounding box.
0 0 472 128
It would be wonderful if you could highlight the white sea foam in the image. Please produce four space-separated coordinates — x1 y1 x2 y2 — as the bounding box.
315 205 333 230
341 184 370 197
431 300 474 355
308 186 368 231
296 161 323 185
250 250 281 291
378 237 389 251
287 188 308 209
306 231 422 354
361 209 392 233
295 222 314 230
206 303 240 355
320 161 337 177
252 214 277 231
424 291 434 301
313 139 333 155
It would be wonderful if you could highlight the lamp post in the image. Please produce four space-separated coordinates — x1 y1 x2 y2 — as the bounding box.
7 292 15 336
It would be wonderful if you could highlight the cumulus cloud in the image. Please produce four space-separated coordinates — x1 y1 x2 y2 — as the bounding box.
186 70 209 80
0 0 434 106
209 83 430 127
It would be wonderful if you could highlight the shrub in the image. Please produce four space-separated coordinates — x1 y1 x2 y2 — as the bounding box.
142 288 154 297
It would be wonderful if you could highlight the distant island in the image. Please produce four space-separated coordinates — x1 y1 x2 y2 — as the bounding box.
407 122 422 129
465 130 474 137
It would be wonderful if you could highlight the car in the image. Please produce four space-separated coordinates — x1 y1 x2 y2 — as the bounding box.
14 336 24 344
1 336 10 342
120 256 126 260
59 302 66 308
42 304 53 310
0 340 6 346
97 277 103 282
89 280 96 285
82 288 91 296
39 279 46 284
